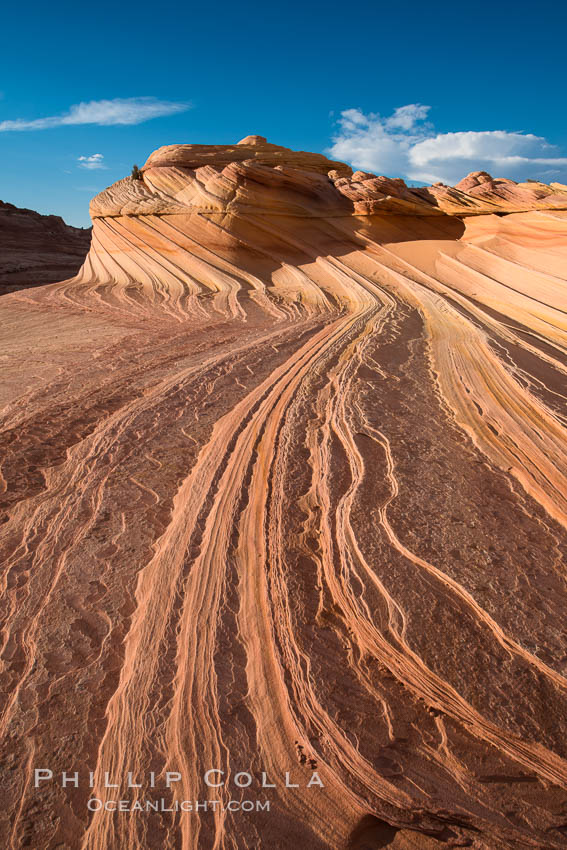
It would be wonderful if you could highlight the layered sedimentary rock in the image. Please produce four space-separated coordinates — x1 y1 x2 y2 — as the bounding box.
1 138 567 850
0 201 91 294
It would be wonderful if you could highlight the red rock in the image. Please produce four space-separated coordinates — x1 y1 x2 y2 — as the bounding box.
0 200 91 295
1 138 567 850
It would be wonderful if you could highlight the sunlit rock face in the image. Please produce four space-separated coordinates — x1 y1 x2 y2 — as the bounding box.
1 139 567 850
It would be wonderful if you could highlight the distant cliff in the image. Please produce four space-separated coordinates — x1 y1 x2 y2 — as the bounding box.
0 200 91 294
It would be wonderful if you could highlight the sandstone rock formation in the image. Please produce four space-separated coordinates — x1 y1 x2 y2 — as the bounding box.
1 138 567 850
0 200 91 295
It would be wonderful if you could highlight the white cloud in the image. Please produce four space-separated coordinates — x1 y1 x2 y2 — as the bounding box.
329 106 567 184
385 104 431 132
0 97 190 132
77 153 106 170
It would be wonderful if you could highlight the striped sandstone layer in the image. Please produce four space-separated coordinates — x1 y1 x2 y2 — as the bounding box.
1 138 567 850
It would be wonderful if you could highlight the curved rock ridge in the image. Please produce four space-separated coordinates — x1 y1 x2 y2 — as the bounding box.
89 138 567 220
1 138 567 850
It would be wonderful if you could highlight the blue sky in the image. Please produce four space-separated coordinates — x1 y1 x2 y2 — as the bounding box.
1 0 566 226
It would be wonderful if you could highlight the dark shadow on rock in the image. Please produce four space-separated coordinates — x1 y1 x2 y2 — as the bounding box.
347 816 468 849
347 815 399 848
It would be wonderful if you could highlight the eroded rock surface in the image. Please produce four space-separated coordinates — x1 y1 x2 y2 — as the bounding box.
1 139 567 850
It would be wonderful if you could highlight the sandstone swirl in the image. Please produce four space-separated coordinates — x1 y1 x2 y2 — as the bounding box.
1 136 567 850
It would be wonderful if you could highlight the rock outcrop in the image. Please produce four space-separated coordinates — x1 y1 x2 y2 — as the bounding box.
423 170 567 215
89 140 567 221
0 201 91 294
1 138 567 850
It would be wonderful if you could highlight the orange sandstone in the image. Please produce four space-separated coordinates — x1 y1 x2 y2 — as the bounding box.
1 138 567 850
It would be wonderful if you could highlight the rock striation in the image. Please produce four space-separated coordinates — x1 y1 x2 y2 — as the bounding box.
1 138 567 850
0 200 91 294
89 140 567 220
